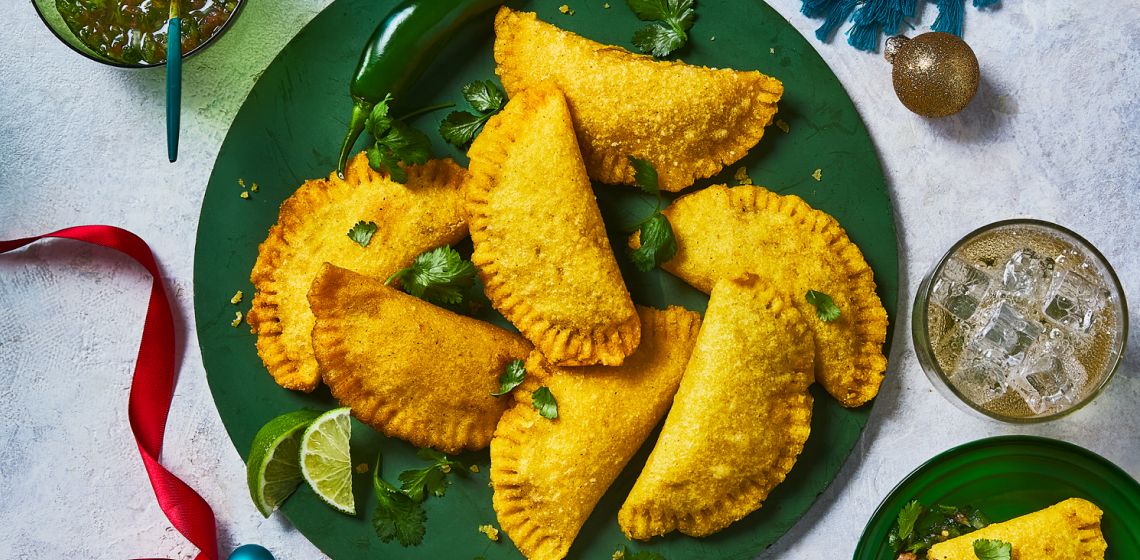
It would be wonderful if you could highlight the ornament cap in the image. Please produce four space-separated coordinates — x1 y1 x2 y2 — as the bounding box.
884 35 909 64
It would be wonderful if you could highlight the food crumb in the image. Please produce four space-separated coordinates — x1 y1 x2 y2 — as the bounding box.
488 480 493 488
240 191 250 199
479 525 500 541
355 463 369 474
441 464 452 473
238 178 245 188
812 168 822 181
770 47 775 54
613 551 625 560
734 167 752 185
231 290 243 304
231 311 243 327
604 2 610 7
469 464 480 473
775 119 790 133
711 36 715 41
251 183 260 193
559 4 574 14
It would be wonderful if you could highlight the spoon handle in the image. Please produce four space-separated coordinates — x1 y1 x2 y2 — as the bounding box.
166 4 182 162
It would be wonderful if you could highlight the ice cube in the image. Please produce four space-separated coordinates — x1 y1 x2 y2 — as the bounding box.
971 302 1044 365
931 256 992 320
1002 249 1055 304
950 350 1008 404
1009 334 1088 414
1043 271 1108 332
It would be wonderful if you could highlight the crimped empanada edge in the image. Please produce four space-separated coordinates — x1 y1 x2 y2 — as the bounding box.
464 81 640 367
492 6 783 192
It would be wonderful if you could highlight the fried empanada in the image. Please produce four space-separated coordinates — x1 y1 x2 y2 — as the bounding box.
307 263 532 454
465 79 639 366
619 272 814 539
247 154 467 392
928 498 1106 560
491 305 702 560
494 7 783 192
632 184 887 407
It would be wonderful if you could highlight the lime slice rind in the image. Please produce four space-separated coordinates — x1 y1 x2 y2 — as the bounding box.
247 408 324 517
300 407 356 515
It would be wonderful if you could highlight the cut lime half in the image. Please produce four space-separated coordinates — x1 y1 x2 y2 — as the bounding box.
300 407 356 515
247 408 324 517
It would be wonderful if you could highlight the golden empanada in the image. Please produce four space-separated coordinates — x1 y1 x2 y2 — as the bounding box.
491 305 702 560
465 79 639 366
619 272 814 539
307 263 532 454
494 7 783 192
928 498 1106 560
632 184 887 407
247 154 468 391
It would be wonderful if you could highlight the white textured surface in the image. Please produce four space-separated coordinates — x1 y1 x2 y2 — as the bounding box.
0 1 1137 559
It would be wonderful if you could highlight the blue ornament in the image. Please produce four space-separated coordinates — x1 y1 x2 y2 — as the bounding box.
229 544 275 560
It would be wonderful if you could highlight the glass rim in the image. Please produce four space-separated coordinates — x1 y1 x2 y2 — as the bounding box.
32 0 246 69
914 218 1129 423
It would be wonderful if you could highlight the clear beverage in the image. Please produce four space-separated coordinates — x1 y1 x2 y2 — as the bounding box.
914 220 1127 422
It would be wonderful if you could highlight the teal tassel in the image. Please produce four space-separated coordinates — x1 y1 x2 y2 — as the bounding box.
801 0 858 42
931 0 964 36
848 0 916 52
974 0 999 7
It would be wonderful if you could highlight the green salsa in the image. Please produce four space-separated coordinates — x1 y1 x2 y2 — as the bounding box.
56 0 238 65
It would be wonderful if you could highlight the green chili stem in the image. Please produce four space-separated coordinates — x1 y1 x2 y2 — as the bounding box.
397 102 456 122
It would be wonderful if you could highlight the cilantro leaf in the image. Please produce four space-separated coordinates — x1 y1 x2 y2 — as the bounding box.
362 95 435 184
805 290 841 322
532 386 559 419
463 80 507 114
347 221 378 247
492 359 526 397
385 246 478 305
629 157 660 197
440 80 507 147
415 447 467 475
626 0 695 57
896 500 922 540
372 452 427 547
440 111 487 146
616 545 667 560
399 465 448 502
973 539 1012 560
628 211 677 272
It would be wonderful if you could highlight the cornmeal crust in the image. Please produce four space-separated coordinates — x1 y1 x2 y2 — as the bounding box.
246 153 467 391
632 184 888 407
491 306 701 560
494 7 783 192
928 498 1106 560
619 273 814 539
465 79 639 366
308 264 532 454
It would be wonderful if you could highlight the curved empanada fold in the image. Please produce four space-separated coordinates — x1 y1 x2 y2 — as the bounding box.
619 273 815 540
307 263 531 454
490 306 702 560
465 79 639 368
247 154 468 391
633 183 887 407
927 498 1106 560
493 7 783 192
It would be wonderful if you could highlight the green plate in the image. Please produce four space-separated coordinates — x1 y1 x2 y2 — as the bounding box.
193 0 898 558
854 436 1140 560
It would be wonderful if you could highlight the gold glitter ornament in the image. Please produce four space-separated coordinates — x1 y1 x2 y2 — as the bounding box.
885 32 979 118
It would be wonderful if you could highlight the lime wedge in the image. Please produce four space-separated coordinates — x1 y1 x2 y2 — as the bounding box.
247 409 323 517
300 407 356 515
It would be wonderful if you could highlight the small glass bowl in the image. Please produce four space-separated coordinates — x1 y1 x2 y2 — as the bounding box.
913 219 1128 423
32 0 245 68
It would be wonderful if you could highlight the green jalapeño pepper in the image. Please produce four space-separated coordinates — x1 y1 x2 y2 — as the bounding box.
336 0 506 177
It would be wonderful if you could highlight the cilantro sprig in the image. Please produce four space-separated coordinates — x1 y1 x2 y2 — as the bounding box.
626 0 695 58
973 539 1013 560
364 94 434 184
805 290 841 322
386 246 478 305
887 500 992 557
532 386 559 419
626 157 677 272
614 545 667 560
492 359 527 397
371 448 470 547
347 221 378 247
440 80 507 147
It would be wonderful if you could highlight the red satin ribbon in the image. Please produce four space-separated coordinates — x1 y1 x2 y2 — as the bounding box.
0 226 218 560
